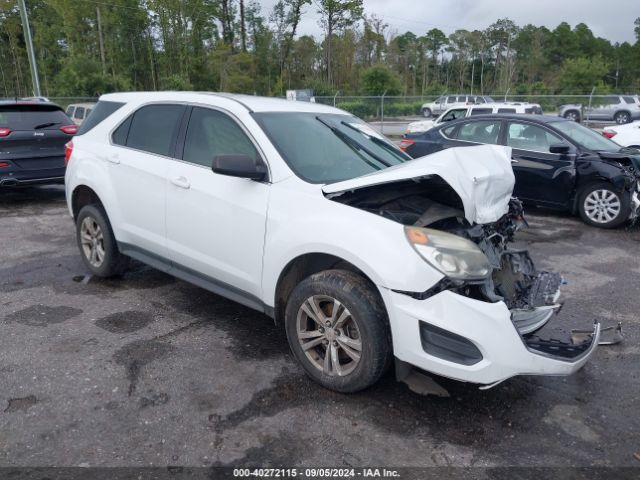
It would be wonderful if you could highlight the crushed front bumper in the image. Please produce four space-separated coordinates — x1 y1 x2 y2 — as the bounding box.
382 288 600 386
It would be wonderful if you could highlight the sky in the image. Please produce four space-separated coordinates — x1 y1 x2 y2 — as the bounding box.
259 0 639 44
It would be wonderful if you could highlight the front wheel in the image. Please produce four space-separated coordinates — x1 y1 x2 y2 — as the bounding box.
422 107 432 118
284 270 392 392
76 204 129 277
564 110 581 122
577 183 630 228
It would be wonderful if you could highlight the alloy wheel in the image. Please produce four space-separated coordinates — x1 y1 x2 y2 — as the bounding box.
616 113 630 124
296 295 362 377
583 189 621 224
80 216 105 267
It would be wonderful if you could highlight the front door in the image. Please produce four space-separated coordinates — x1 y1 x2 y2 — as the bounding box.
505 121 576 207
165 106 270 306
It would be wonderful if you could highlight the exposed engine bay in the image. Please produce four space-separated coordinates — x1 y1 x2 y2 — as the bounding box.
332 177 563 335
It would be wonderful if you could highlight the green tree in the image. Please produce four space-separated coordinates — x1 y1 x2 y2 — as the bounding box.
558 56 609 93
360 64 401 95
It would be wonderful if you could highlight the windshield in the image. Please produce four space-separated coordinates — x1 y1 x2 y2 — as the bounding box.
253 112 408 183
0 105 69 130
551 120 620 152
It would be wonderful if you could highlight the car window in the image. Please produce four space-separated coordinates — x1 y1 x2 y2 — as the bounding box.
447 96 457 103
441 108 467 122
623 96 635 104
0 105 69 130
78 101 123 135
66 106 74 116
125 104 185 156
112 116 132 146
497 108 516 113
441 125 457 138
457 96 467 102
470 108 493 115
507 122 563 153
254 112 407 184
74 107 85 120
183 107 259 167
474 97 485 104
456 120 501 144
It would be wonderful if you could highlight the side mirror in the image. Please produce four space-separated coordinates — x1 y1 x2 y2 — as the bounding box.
549 143 570 155
212 154 267 181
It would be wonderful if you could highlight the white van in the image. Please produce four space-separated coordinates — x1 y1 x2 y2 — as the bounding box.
65 103 96 126
406 102 543 134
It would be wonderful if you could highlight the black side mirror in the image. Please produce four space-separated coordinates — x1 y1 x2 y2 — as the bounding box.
549 143 570 155
212 154 267 181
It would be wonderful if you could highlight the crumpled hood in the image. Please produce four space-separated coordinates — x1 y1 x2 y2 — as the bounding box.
323 145 515 225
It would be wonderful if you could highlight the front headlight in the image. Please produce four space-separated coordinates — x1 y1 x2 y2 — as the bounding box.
405 226 491 280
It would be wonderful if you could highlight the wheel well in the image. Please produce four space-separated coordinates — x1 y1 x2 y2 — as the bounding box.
274 253 379 325
72 185 102 220
615 110 631 119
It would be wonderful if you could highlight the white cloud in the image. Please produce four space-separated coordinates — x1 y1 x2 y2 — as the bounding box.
258 0 638 44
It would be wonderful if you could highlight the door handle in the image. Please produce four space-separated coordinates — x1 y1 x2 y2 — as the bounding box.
171 176 190 189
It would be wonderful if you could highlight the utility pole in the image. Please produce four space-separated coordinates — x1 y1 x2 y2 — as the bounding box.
17 0 41 96
96 7 107 75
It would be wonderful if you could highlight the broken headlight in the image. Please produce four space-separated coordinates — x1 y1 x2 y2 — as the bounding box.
405 226 491 280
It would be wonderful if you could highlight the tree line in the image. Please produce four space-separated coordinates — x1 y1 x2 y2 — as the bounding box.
1 0 639 99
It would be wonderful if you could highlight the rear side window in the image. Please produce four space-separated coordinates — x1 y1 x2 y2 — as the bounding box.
66 106 74 116
124 104 186 156
497 108 516 113
447 96 456 103
623 96 635 104
0 105 69 130
456 120 501 144
74 107 85 120
78 101 123 135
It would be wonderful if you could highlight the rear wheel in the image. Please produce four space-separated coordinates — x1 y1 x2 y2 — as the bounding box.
614 111 631 125
422 107 432 118
577 183 630 228
284 270 391 392
76 204 129 277
564 110 580 122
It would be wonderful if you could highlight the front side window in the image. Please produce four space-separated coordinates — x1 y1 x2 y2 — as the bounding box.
551 120 620 152
253 112 408 184
456 120 501 144
66 106 74 116
441 108 467 122
183 107 258 167
74 107 85 120
125 104 185 156
507 122 563 153
447 96 457 103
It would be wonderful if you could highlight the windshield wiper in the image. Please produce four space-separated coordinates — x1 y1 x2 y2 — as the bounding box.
340 121 408 162
34 122 59 130
315 116 392 168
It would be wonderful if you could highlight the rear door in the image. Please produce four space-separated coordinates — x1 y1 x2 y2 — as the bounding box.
504 121 576 206
165 106 270 304
0 104 75 175
107 103 187 257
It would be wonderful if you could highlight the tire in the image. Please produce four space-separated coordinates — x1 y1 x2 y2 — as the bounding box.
614 111 631 125
422 107 432 118
577 182 631 229
76 204 129 277
564 110 581 122
284 269 392 393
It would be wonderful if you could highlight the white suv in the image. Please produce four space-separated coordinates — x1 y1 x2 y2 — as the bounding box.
65 92 599 392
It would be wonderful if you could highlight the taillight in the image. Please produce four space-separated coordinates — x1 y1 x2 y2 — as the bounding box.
64 141 73 166
60 125 78 135
0 162 9 167
399 139 416 152
0 127 11 137
602 131 617 139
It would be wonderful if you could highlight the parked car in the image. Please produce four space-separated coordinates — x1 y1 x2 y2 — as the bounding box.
0 100 78 187
602 121 640 149
65 92 600 392
420 94 495 118
65 102 96 125
407 102 543 134
559 95 640 124
401 114 640 228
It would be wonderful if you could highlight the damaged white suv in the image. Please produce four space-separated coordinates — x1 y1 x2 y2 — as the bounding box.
65 92 600 392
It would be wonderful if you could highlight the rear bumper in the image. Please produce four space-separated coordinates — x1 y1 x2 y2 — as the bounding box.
0 164 65 186
382 288 599 386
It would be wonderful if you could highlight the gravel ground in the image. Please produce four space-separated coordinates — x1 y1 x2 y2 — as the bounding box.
0 185 639 470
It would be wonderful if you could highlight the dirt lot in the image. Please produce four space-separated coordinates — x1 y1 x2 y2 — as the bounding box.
0 185 639 470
